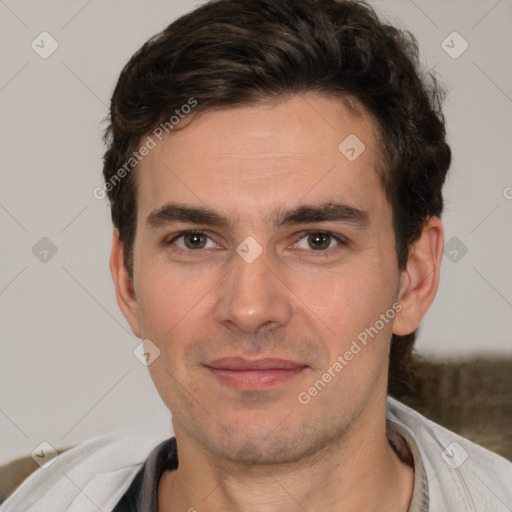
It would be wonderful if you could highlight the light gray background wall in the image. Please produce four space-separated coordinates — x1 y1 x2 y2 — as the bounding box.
1 0 511 465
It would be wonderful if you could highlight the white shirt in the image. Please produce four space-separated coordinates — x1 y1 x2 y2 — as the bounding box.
2 397 511 511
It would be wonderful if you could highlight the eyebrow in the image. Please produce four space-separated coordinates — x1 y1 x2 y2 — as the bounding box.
145 201 369 230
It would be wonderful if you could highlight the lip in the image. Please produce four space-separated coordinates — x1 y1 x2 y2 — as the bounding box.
206 357 307 371
204 357 308 391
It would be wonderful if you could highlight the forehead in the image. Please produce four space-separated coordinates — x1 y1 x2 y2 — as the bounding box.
135 93 387 224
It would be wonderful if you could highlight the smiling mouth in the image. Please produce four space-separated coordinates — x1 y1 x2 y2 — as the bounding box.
204 357 308 391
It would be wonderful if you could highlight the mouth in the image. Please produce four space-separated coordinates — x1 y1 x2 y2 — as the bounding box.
204 357 308 391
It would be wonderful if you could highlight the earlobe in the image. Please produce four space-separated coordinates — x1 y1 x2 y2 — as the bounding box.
110 230 141 338
393 217 444 336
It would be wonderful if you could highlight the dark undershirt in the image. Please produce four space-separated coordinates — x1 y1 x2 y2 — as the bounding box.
112 437 178 512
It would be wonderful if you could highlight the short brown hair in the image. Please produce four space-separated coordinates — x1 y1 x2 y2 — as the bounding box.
102 0 451 397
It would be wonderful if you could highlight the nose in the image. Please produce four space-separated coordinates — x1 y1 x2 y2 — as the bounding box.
214 244 293 334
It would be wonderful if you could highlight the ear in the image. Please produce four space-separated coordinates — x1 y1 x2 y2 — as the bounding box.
393 217 444 336
110 229 141 338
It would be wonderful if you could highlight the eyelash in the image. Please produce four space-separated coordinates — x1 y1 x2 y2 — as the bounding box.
165 229 349 256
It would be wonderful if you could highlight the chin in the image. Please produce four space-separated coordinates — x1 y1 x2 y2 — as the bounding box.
205 417 335 467
221 434 304 465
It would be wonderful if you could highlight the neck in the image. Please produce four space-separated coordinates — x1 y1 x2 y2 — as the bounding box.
158 404 414 512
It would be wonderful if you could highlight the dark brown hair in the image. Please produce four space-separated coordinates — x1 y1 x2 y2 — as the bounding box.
102 0 451 397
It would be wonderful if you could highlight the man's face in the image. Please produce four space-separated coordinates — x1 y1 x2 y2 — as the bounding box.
125 94 404 464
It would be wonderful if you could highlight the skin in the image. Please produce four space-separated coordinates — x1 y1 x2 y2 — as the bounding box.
110 93 443 512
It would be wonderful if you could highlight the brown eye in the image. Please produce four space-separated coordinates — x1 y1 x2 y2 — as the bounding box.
294 231 345 253
307 232 332 251
182 232 208 249
169 231 215 251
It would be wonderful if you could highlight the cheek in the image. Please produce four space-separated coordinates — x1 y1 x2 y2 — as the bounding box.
135 261 218 339
298 262 395 339
138 269 211 408
296 266 399 387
